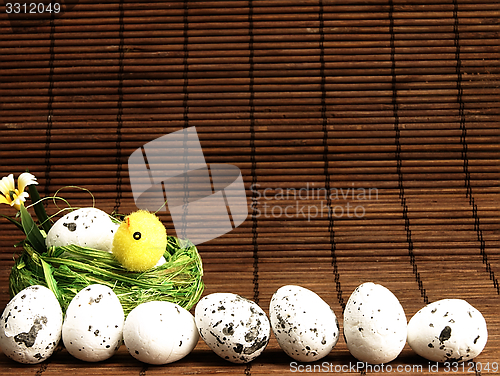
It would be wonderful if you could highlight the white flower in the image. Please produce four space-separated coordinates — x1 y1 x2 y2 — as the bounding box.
0 173 38 211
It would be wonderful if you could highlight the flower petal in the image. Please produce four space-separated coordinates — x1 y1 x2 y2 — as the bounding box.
0 174 15 196
12 192 30 210
0 194 11 205
17 192 29 201
12 198 22 211
17 172 38 193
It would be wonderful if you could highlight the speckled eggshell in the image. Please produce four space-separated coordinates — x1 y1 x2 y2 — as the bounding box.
0 285 63 364
407 299 487 363
343 282 407 364
62 284 124 362
46 207 119 252
269 285 339 362
123 301 199 365
195 293 270 363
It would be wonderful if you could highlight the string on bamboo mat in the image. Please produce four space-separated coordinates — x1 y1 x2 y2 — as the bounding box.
453 1 472 203
320 0 344 311
389 0 428 305
113 0 125 215
247 3 257 376
452 0 499 296
43 6 56 203
249 0 259 308
182 0 189 128
179 0 190 241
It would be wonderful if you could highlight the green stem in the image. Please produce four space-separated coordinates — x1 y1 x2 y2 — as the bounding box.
19 205 46 254
28 185 52 233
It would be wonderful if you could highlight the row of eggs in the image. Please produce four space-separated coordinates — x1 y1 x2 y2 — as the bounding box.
0 282 488 365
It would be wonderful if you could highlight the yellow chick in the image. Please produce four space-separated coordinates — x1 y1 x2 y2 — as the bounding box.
111 210 167 272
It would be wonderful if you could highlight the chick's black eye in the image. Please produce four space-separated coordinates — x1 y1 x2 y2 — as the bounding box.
133 232 141 240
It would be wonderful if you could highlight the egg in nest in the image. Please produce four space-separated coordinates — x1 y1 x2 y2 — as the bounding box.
111 210 167 272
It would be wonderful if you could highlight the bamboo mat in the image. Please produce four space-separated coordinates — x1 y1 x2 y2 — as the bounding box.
1 0 499 374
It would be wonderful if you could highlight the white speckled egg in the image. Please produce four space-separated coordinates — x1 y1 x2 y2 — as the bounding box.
0 285 62 364
407 299 487 363
62 284 124 362
46 207 119 252
269 285 339 362
343 282 407 364
195 293 270 363
123 301 199 365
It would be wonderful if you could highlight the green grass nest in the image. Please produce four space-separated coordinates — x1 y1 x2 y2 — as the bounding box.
9 236 204 316
6 186 204 316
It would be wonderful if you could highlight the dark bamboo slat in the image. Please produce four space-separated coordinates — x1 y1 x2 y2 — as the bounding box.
2 121 500 133
2 29 500 46
2 134 500 149
2 25 499 41
0 128 444 141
